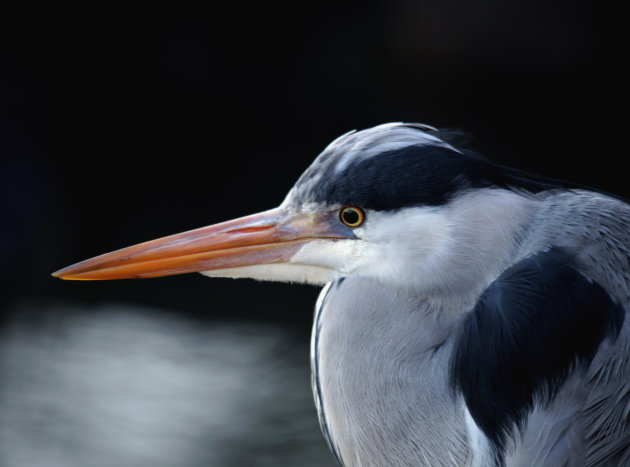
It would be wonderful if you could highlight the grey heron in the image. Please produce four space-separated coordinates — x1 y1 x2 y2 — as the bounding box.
54 123 630 466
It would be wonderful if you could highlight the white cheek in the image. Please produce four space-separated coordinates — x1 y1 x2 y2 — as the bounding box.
351 208 453 288
289 239 368 274
201 263 335 285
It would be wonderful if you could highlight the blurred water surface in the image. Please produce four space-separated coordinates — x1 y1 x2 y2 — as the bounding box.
0 300 332 467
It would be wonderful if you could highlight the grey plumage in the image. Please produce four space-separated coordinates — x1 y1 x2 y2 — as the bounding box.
54 122 630 466
293 125 630 466
311 188 630 466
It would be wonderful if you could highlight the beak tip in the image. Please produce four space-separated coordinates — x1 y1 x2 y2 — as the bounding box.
51 271 94 281
52 267 77 280
51 271 69 280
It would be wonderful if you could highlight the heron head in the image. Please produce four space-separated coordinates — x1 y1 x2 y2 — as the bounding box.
53 123 543 289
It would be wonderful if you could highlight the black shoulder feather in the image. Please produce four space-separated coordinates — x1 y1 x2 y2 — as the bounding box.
450 247 625 463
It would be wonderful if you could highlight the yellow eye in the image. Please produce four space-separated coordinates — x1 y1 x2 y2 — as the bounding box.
339 206 365 228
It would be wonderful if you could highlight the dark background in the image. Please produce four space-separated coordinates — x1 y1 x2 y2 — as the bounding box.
0 2 624 466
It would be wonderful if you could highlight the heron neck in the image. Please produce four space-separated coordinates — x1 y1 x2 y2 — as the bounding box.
312 278 474 466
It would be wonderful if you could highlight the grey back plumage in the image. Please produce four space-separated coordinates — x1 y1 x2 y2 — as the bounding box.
506 191 630 466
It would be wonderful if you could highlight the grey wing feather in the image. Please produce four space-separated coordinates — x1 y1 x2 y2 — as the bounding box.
508 191 630 466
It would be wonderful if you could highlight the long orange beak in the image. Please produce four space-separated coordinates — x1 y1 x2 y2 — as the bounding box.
52 208 344 280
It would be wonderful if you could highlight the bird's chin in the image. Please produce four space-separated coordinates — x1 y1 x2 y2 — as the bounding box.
200 263 337 286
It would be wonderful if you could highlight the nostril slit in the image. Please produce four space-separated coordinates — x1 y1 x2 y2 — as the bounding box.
228 226 274 234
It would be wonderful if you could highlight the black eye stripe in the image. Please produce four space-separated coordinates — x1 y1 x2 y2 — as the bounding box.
295 144 573 211
340 207 365 227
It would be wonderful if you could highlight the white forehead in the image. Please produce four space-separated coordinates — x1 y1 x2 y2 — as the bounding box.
325 122 460 174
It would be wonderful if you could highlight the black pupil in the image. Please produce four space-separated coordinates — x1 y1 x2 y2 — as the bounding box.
343 209 360 225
